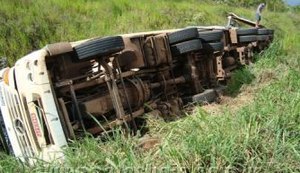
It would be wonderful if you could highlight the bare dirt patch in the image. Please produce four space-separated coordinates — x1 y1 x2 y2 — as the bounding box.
202 86 255 115
137 135 160 151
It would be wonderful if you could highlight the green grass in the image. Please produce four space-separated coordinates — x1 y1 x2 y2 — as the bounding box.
0 0 286 65
0 0 300 172
226 67 255 96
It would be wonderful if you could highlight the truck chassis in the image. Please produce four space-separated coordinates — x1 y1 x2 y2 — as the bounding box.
0 14 274 162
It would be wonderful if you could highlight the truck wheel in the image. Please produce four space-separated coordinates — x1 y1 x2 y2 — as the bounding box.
171 39 202 56
237 28 258 36
74 36 124 61
268 29 275 35
202 42 224 53
190 89 217 103
257 35 269 41
168 27 199 45
198 30 223 42
238 35 257 43
257 29 269 35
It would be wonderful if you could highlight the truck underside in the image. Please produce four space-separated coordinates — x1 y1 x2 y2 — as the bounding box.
45 26 274 138
0 14 274 162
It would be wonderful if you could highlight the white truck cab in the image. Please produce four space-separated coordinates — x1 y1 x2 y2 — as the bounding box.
0 49 67 163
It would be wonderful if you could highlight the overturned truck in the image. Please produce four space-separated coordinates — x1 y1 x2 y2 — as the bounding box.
0 14 274 162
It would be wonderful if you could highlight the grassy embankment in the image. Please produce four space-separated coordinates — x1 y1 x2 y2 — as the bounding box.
0 0 299 172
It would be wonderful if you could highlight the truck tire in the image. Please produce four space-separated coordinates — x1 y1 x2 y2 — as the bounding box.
202 42 224 53
171 39 202 56
191 89 217 103
237 28 258 36
257 29 269 35
257 35 269 41
168 27 199 45
238 35 257 43
198 30 223 42
268 29 275 35
74 36 124 61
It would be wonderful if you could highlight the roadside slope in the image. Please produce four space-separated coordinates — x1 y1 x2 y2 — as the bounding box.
0 1 299 172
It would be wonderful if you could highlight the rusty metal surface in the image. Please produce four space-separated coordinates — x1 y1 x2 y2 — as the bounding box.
229 29 238 44
228 12 265 28
42 15 274 136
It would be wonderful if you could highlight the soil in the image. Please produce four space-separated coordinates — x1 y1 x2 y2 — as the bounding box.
202 86 255 115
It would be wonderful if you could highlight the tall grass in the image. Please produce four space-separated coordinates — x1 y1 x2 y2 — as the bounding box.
0 0 299 172
1 0 273 65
